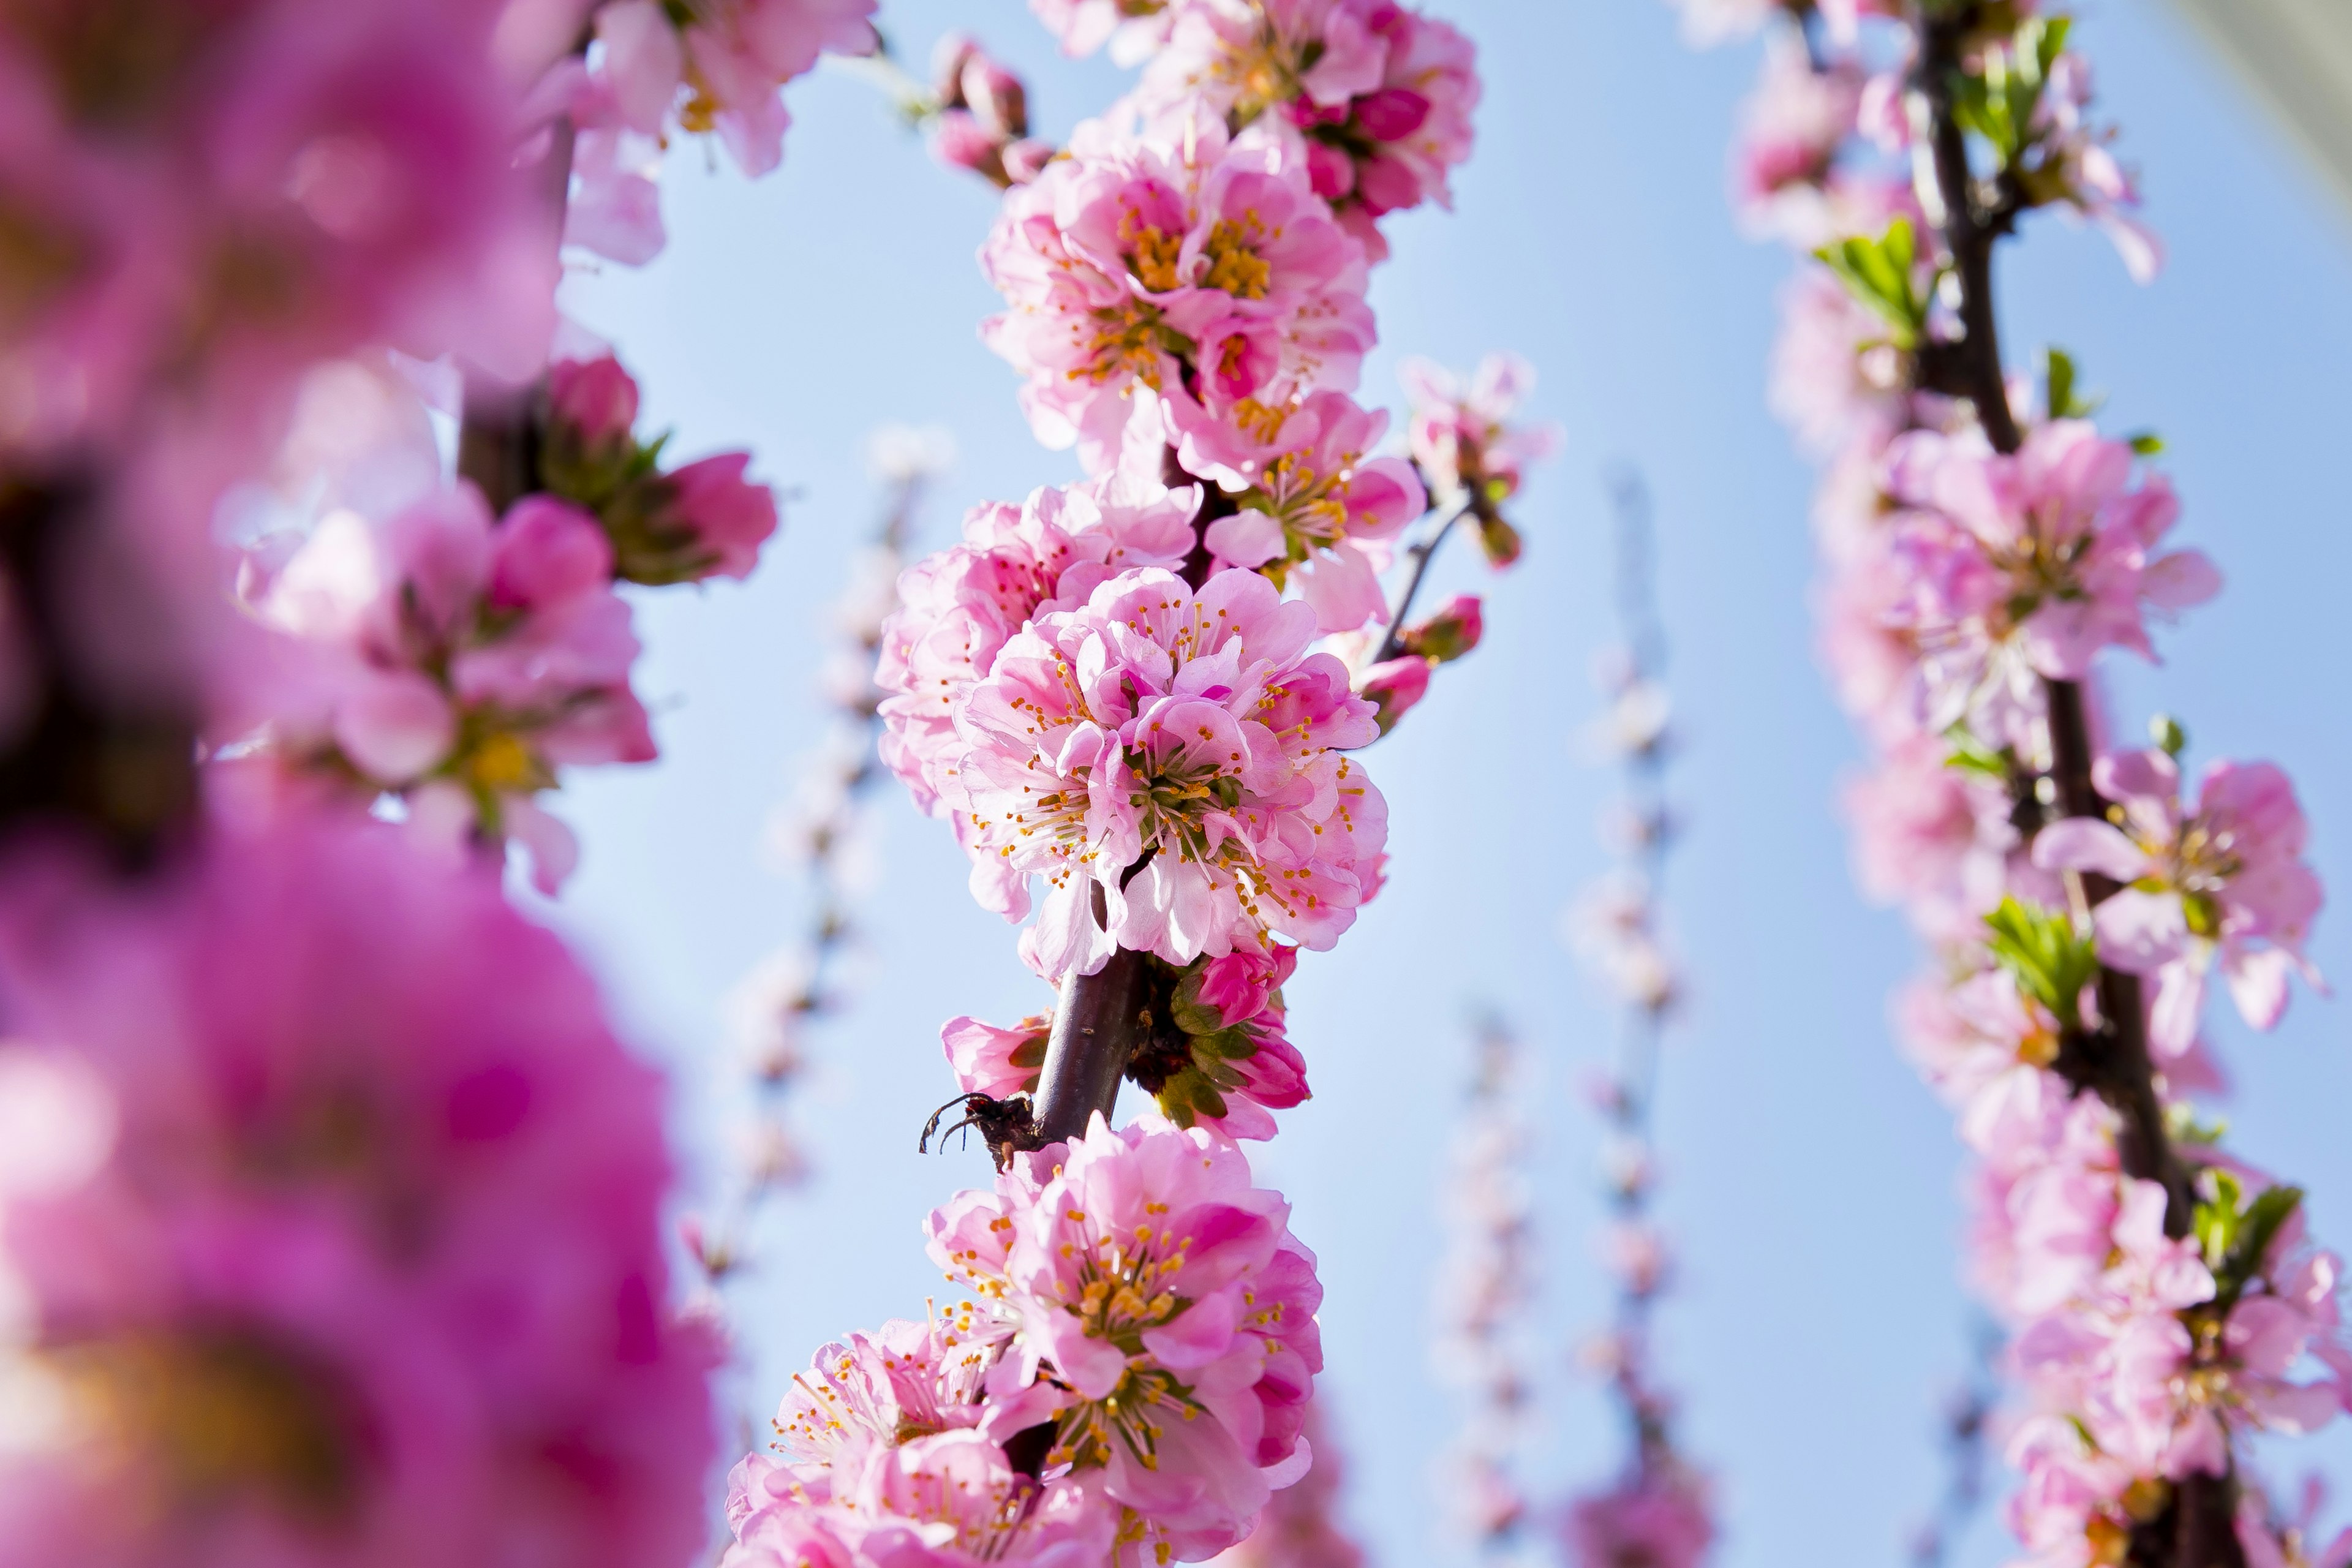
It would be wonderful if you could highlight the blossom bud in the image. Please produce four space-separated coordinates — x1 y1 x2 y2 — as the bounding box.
1476 512 1523 568
605 451 780 585
929 32 980 108
1398 593 1483 663
929 109 999 178
959 54 1028 140
546 353 640 447
1357 655 1431 737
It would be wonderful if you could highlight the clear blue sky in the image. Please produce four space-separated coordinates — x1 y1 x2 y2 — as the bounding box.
543 5 2352 1565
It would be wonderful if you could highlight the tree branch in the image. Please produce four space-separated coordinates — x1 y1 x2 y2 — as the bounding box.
1910 10 2238 1560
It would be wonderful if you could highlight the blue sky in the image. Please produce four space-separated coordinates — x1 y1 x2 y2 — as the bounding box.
543 4 2352 1564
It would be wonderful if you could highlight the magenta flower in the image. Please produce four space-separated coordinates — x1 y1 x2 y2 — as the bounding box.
2032 747 2326 1056
1883 421 2219 731
0 814 713 1568
945 566 1385 979
980 110 1373 472
922 1116 1322 1561
875 478 1200 815
249 485 655 892
0 0 550 464
1185 390 1428 633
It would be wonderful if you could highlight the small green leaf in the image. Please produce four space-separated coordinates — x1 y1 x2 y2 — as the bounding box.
2148 714 2187 757
1945 725 2015 781
1982 896 2100 1031
2127 431 2165 456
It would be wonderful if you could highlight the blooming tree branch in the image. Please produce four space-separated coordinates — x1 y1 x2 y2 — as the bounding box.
1559 470 1714 1568
1675 2 2346 1564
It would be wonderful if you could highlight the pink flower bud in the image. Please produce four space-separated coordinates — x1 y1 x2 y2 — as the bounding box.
1400 593 1483 663
959 54 1028 140
491 496 615 609
1357 655 1431 737
1355 86 1431 142
546 355 640 447
658 452 780 582
929 108 998 176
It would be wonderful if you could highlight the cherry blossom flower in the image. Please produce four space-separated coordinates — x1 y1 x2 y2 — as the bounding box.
875 477 1200 816
1031 0 1180 64
980 109 1373 472
1139 0 1480 260
2032 747 2325 1056
922 1115 1322 1561
1396 353 1562 508
559 0 880 263
1842 732 2053 941
0 0 552 463
0 814 712 1568
247 485 654 892
725 1428 1116 1568
946 567 1385 979
1182 390 1428 633
1882 420 2219 731
1732 37 1863 244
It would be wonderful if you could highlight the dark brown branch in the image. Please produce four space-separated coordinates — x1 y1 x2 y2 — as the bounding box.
0 477 198 867
1910 9 2238 1561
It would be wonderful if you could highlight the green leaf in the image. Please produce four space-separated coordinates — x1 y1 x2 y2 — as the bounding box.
2195 1167 2244 1270
1982 896 2100 1031
1814 218 1930 347
1944 725 2015 781
2148 713 2187 758
2127 431 2165 456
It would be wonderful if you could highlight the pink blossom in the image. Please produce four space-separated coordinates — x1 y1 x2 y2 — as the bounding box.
0 0 551 464
1207 1399 1364 1568
1768 265 1917 459
875 477 1200 815
769 1316 1002 1477
1140 1 1480 258
981 110 1373 472
1180 390 1427 633
923 1116 1322 1559
1030 0 1178 64
0 814 713 1568
943 1014 1053 1100
1354 655 1429 738
249 486 654 892
946 567 1386 979
2031 748 2325 1056
2025 51 2164 283
1562 1466 1716 1568
1396 353 1562 507
1842 732 2049 940
725 1429 1115 1568
1882 421 2219 729
1733 39 1863 244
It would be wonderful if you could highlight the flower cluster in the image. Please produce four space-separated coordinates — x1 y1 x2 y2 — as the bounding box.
722 1117 1322 1567
981 108 1376 475
1678 4 2344 1562
557 0 881 264
232 345 777 893
746 10 1539 1565
1133 0 1481 260
1559 480 1714 1568
0 815 714 1568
